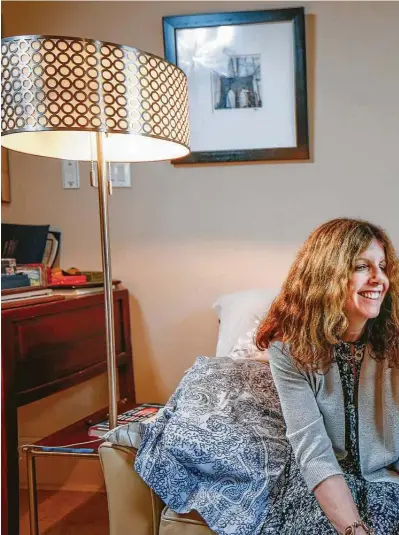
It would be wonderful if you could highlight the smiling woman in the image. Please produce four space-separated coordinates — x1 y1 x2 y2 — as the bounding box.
256 218 399 535
345 239 390 342
257 218 399 370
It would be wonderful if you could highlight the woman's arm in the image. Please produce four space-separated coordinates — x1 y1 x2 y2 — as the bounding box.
268 342 343 489
314 475 366 534
268 343 366 534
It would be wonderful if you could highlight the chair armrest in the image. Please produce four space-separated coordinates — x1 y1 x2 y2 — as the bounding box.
99 442 164 535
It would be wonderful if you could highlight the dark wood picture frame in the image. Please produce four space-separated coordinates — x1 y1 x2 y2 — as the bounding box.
163 7 309 165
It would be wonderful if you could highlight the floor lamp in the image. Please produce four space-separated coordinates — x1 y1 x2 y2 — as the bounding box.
1 35 190 429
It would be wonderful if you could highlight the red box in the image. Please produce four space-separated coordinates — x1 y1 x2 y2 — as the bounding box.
50 275 87 286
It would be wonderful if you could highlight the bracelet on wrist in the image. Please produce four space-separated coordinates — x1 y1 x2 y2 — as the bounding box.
344 520 374 535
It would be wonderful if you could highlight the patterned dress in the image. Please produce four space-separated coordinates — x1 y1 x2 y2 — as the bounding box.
268 341 399 535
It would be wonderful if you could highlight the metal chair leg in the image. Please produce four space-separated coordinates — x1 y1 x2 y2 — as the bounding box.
26 449 39 535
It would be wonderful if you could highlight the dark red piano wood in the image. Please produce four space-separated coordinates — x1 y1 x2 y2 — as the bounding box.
1 289 135 535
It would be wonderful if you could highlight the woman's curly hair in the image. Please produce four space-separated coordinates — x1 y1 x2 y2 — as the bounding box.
256 218 399 371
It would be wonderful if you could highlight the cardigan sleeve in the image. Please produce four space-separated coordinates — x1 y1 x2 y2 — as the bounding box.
269 342 343 491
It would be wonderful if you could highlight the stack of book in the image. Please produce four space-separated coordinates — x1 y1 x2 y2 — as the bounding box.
88 403 164 447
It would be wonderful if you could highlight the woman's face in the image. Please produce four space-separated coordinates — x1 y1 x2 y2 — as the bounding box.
345 239 389 328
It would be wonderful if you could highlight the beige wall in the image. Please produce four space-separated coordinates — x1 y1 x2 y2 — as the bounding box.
2 1 399 490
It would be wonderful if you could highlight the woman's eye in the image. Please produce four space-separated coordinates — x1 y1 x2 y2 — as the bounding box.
355 264 368 271
380 265 387 271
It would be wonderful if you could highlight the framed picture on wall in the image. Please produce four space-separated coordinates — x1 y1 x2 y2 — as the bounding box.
163 7 309 165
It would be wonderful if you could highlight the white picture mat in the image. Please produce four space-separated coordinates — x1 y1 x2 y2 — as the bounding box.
176 21 296 152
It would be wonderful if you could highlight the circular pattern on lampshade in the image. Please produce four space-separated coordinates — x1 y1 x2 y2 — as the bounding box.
1 35 190 161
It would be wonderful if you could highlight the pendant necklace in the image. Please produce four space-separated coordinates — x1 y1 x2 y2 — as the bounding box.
351 343 365 382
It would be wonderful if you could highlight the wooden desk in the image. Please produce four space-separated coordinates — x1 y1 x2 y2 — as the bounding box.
1 289 134 535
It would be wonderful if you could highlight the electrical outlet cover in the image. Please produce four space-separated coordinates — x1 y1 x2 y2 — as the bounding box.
110 163 131 187
90 163 132 188
62 160 80 189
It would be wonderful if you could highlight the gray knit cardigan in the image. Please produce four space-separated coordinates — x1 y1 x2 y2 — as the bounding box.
268 342 399 491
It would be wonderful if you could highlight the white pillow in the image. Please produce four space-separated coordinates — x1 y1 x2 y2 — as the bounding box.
212 288 278 358
228 322 269 362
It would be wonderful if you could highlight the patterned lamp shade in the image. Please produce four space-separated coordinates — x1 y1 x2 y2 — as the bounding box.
1 35 190 161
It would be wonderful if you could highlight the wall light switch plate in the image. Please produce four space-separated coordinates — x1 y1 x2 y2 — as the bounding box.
62 160 80 189
110 163 131 187
90 163 132 188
